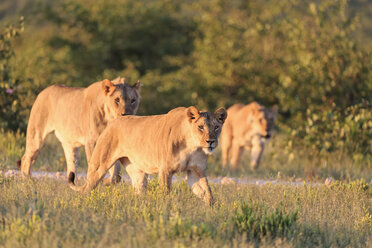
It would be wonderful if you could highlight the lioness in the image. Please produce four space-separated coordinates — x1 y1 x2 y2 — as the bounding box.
18 77 141 183
69 106 227 205
221 102 277 170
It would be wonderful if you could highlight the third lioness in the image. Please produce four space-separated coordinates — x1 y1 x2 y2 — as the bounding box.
18 77 141 184
221 102 277 170
69 106 227 206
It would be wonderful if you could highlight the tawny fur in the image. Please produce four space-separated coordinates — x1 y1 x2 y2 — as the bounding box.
221 102 277 170
69 106 227 206
19 77 142 184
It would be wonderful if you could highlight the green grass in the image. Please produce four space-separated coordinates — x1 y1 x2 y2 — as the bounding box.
0 130 371 247
0 177 371 247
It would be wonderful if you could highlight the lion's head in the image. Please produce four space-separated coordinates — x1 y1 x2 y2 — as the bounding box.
101 78 142 119
248 103 278 140
187 106 227 154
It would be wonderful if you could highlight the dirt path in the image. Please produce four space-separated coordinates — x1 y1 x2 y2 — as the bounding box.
1 169 323 186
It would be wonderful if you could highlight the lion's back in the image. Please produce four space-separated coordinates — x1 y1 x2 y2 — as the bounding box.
224 102 265 137
27 84 90 140
101 108 189 167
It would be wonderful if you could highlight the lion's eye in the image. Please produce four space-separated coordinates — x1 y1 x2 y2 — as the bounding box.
198 125 204 131
115 98 120 104
131 99 136 104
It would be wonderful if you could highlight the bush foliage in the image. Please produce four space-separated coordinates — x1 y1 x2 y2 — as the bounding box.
0 17 35 132
0 0 371 160
287 101 371 160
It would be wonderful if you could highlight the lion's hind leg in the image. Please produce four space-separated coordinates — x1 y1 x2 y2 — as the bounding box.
69 144 122 193
103 161 122 185
61 143 79 181
221 125 233 168
20 120 52 177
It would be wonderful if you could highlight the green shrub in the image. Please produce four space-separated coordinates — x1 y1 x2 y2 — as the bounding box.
38 0 195 85
0 17 37 132
0 0 371 165
177 0 372 120
0 128 25 169
286 101 371 162
233 201 298 239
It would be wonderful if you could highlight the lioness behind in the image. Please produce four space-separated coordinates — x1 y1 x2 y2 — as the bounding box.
221 102 277 170
18 78 141 183
69 106 227 206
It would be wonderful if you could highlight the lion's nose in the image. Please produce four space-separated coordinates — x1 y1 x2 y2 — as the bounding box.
121 113 130 116
206 140 215 146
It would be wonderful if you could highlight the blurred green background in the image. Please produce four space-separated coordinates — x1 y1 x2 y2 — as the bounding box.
0 0 371 180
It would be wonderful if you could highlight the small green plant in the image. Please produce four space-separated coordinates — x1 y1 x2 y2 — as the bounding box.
0 213 44 244
354 204 372 232
233 201 298 239
146 211 212 240
146 177 161 194
329 178 370 192
166 211 212 239
0 175 12 186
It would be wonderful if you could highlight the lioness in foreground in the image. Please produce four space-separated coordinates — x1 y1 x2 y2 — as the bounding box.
69 106 227 205
221 102 277 170
18 77 141 184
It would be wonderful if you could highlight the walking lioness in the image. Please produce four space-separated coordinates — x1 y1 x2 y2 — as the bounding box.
69 106 227 205
18 77 141 183
221 102 277 170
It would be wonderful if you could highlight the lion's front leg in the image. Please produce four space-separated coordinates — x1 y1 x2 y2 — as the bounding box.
250 136 265 170
230 141 244 170
126 163 147 193
84 140 96 163
186 168 213 206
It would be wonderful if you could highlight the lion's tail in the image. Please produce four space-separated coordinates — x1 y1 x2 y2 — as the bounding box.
68 172 86 192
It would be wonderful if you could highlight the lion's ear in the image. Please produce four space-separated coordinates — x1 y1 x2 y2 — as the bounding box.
214 107 227 124
112 77 124 84
133 80 142 92
271 105 278 118
187 106 200 123
102 79 115 96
